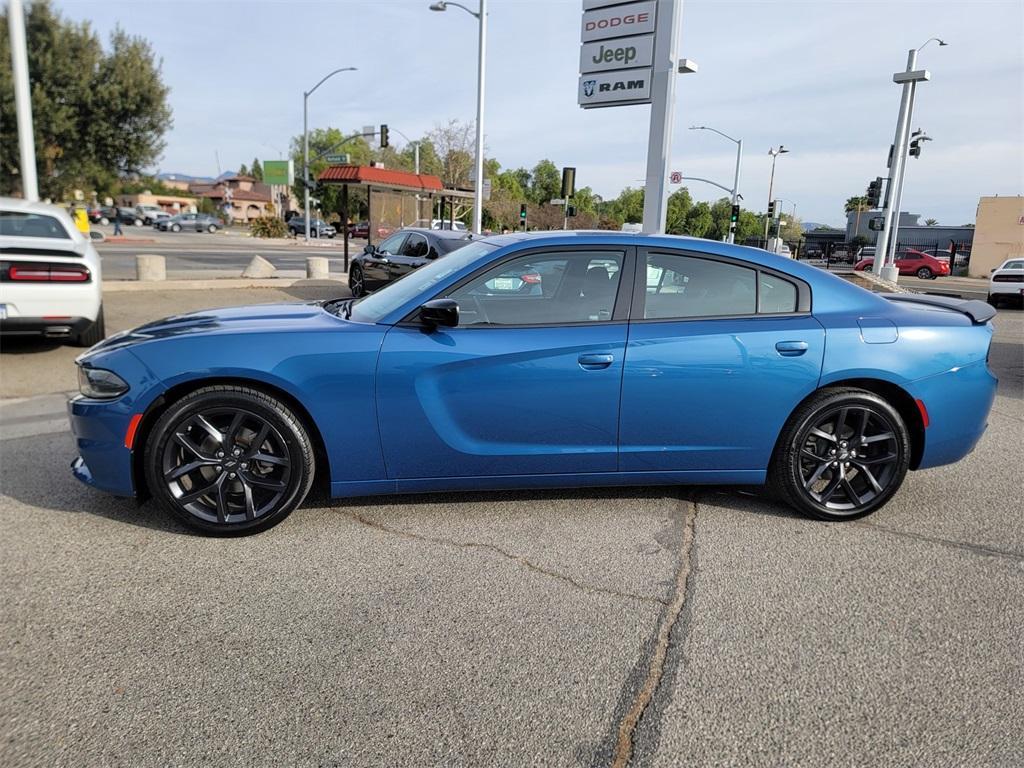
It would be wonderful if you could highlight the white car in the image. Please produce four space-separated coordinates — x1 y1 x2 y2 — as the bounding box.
987 257 1024 308
135 204 165 225
0 197 105 346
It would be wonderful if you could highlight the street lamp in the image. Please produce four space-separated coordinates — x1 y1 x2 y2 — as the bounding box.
873 37 946 282
303 67 357 242
689 126 743 243
429 0 487 234
764 145 789 248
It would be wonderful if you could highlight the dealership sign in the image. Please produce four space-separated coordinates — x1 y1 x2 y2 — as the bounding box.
578 0 656 109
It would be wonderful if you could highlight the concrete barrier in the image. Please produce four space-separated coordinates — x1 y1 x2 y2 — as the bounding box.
242 254 276 279
135 254 166 281
306 257 330 280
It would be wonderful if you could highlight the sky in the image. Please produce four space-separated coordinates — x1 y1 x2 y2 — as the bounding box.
56 0 1024 227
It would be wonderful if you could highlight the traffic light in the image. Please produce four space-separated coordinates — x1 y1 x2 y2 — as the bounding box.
519 203 528 229
908 129 930 159
380 124 389 149
767 200 777 218
868 216 884 231
730 204 740 223
561 167 576 199
866 177 882 208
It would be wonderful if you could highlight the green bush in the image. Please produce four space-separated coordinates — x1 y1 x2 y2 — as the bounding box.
249 216 288 238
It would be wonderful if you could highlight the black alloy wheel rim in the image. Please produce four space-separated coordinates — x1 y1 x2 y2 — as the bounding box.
797 405 901 514
350 267 364 297
161 408 292 525
918 268 931 279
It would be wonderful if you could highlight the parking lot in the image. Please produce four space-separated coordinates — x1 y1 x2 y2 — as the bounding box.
1 287 1022 766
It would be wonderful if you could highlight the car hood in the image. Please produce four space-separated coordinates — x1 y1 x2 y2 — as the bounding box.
78 301 350 360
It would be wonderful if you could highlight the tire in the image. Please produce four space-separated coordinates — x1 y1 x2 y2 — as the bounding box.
99 217 109 226
171 223 181 232
769 388 911 521
207 224 217 233
311 229 319 239
134 219 143 227
916 267 932 279
349 264 365 298
144 385 315 535
74 307 105 347
987 294 999 308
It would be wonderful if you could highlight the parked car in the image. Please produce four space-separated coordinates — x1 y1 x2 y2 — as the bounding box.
0 196 105 346
987 257 1024 308
854 249 950 279
69 231 997 535
156 213 223 233
116 207 145 227
149 211 173 227
134 205 165 225
287 217 335 238
346 221 370 239
348 228 473 297
87 205 119 225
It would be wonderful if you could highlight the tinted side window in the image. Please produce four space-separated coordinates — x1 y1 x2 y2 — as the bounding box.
0 211 71 239
447 250 624 326
402 234 429 258
759 273 798 313
643 253 755 319
378 233 406 255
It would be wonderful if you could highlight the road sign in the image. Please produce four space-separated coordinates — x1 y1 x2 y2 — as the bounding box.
482 178 492 201
325 153 350 164
263 159 293 186
669 171 682 184
549 198 567 205
578 0 656 109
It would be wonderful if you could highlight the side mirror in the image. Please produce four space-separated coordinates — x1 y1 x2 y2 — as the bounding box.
363 244 376 255
419 298 459 328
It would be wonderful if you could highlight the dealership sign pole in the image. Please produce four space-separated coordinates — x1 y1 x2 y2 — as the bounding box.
579 0 684 234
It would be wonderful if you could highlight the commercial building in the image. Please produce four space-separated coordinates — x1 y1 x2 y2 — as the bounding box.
969 196 1024 277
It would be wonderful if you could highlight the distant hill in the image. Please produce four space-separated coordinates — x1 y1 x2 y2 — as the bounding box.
802 221 839 232
156 172 217 184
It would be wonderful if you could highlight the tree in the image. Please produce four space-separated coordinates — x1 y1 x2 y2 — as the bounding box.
684 202 713 238
665 188 692 234
924 218 938 226
0 1 172 199
529 159 561 205
845 196 869 214
238 163 249 177
426 119 475 188
251 158 263 181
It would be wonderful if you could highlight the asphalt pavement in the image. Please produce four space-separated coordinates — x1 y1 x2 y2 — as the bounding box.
1 287 1022 767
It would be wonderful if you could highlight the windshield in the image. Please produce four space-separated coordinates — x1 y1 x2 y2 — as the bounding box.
348 240 498 323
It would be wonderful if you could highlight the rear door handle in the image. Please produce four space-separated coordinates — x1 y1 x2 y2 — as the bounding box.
775 340 809 356
578 353 614 370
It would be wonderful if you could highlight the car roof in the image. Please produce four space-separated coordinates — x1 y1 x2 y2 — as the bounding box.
399 227 470 239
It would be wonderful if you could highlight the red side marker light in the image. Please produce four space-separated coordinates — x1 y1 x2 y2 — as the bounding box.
124 413 143 449
915 399 930 429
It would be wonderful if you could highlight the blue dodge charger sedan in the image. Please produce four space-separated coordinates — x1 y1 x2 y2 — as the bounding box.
69 232 997 535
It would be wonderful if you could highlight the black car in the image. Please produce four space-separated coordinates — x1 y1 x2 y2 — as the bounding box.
87 205 119 225
287 217 336 238
348 228 472 298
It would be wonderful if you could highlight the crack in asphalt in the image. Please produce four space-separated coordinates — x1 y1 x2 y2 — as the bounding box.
857 520 1024 563
345 511 668 606
610 498 697 768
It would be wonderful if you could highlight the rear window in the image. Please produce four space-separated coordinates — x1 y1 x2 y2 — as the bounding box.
436 237 472 255
0 211 71 239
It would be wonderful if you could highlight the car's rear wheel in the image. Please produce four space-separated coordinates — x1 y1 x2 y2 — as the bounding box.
145 386 315 535
349 264 365 297
207 224 217 233
916 267 933 279
74 307 105 347
769 388 911 521
134 219 143 227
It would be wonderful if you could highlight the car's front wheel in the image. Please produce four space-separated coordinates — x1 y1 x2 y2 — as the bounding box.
207 224 218 233
769 388 911 521
99 216 109 225
349 264 366 297
145 385 315 535
171 223 181 232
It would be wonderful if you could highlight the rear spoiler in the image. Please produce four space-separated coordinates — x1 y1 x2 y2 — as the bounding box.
880 293 996 324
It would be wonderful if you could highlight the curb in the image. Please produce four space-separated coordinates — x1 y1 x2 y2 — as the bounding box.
103 277 348 292
102 237 157 244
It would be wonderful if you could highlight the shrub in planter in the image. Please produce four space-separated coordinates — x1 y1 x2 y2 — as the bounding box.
250 216 288 238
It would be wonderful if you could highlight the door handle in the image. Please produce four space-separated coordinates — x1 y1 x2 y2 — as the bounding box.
578 353 614 370
775 340 809 356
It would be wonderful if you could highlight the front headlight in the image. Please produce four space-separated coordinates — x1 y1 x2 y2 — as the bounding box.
78 366 129 399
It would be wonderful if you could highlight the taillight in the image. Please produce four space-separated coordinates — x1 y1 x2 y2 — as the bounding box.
520 273 542 284
4 263 91 282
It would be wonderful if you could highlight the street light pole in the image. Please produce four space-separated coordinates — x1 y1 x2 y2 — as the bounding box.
8 0 38 201
764 145 788 247
689 126 743 243
429 1 487 234
873 38 945 282
303 67 357 242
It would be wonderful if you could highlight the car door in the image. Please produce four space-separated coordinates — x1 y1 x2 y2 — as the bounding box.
376 246 634 479
363 232 406 289
389 232 430 281
618 248 824 473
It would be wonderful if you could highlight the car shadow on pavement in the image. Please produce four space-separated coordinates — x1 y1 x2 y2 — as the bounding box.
0 336 71 357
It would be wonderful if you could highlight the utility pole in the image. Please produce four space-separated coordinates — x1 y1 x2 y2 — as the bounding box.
873 38 945 282
8 0 38 201
763 146 788 247
303 67 357 242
